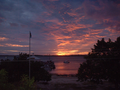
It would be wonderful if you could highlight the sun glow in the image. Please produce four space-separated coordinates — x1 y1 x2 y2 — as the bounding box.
57 52 66 55
56 50 79 56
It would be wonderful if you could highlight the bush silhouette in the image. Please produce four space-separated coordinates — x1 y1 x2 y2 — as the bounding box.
77 36 120 90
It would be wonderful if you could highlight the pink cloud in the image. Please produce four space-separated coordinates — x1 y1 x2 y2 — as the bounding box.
3 43 29 47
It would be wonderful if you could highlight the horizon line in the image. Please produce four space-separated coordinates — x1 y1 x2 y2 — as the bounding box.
0 54 87 56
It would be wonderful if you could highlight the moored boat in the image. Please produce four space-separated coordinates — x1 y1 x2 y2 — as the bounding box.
63 60 70 63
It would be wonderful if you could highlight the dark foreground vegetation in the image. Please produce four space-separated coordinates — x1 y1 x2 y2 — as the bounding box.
0 69 37 90
77 36 120 90
0 53 52 89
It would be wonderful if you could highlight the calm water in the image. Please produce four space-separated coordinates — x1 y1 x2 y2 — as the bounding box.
0 55 14 60
39 56 86 75
0 55 86 75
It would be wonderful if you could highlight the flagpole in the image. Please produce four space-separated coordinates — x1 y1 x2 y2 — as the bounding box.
29 31 31 79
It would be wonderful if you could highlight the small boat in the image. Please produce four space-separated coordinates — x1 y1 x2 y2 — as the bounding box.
41 65 52 71
63 60 70 63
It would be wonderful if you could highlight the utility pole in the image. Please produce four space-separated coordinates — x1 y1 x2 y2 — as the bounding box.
29 31 32 79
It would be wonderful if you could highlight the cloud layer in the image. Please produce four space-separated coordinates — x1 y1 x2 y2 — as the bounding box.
0 0 120 55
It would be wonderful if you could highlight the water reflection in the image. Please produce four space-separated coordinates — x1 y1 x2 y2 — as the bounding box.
50 58 84 75
56 62 65 69
50 69 77 75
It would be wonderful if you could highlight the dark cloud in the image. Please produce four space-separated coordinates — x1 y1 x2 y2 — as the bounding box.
0 19 4 23
0 0 45 28
79 19 96 25
0 0 14 11
83 0 120 31
116 24 120 31
97 30 110 37
62 13 75 22
0 13 5 19
90 23 105 30
9 23 18 27
72 28 88 36
83 0 120 18
61 31 71 36
38 0 83 22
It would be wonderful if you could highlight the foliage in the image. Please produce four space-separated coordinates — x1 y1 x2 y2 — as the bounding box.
0 69 8 83
0 69 38 90
18 75 36 90
0 69 15 90
31 61 51 81
14 53 29 60
0 53 51 82
77 36 120 89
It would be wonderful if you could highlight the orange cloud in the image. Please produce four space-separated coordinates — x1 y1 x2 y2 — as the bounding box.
0 44 4 46
66 23 92 32
78 52 88 55
5 43 29 47
0 37 8 41
50 32 71 40
58 42 69 46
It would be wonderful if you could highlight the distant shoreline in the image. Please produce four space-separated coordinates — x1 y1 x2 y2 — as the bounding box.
50 73 77 77
0 55 87 57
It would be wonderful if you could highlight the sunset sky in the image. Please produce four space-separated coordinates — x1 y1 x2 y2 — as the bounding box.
0 0 120 55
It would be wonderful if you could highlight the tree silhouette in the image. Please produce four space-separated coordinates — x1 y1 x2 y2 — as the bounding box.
77 36 120 90
0 53 51 82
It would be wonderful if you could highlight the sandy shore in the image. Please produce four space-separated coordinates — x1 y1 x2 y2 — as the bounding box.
49 75 80 84
36 75 115 90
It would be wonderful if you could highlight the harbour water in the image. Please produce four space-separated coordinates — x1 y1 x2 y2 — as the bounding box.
0 55 86 75
38 56 86 75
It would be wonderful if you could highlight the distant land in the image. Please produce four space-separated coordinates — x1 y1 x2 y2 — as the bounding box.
0 54 87 57
36 55 87 57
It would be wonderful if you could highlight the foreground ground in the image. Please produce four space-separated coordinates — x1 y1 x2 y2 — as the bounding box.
36 75 116 90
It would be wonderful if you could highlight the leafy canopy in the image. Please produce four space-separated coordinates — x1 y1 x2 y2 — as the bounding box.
77 37 120 86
